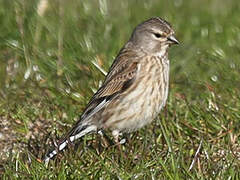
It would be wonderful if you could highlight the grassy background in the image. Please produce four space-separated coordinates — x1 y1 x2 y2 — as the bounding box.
1 0 240 179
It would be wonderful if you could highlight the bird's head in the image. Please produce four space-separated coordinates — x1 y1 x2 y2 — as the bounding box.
130 17 179 55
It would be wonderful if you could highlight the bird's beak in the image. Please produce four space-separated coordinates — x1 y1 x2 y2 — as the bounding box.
167 35 179 45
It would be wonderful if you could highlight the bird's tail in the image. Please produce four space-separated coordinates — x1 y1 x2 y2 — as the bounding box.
43 123 97 164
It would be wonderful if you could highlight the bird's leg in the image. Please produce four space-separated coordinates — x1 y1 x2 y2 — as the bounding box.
112 130 126 160
98 130 114 147
112 130 127 146
95 130 103 154
96 130 111 154
112 129 120 145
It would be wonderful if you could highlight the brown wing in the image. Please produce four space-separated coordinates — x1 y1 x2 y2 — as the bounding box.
80 47 140 121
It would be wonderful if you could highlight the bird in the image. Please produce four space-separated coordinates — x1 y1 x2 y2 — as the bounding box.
43 17 179 163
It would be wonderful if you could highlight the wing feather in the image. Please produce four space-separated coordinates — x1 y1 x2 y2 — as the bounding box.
80 48 140 121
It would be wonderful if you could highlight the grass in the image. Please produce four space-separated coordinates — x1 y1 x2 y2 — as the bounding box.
0 0 240 179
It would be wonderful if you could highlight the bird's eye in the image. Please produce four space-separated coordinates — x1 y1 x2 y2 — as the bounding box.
154 33 162 38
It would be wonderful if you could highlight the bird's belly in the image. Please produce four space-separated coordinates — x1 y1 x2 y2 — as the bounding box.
105 76 168 133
